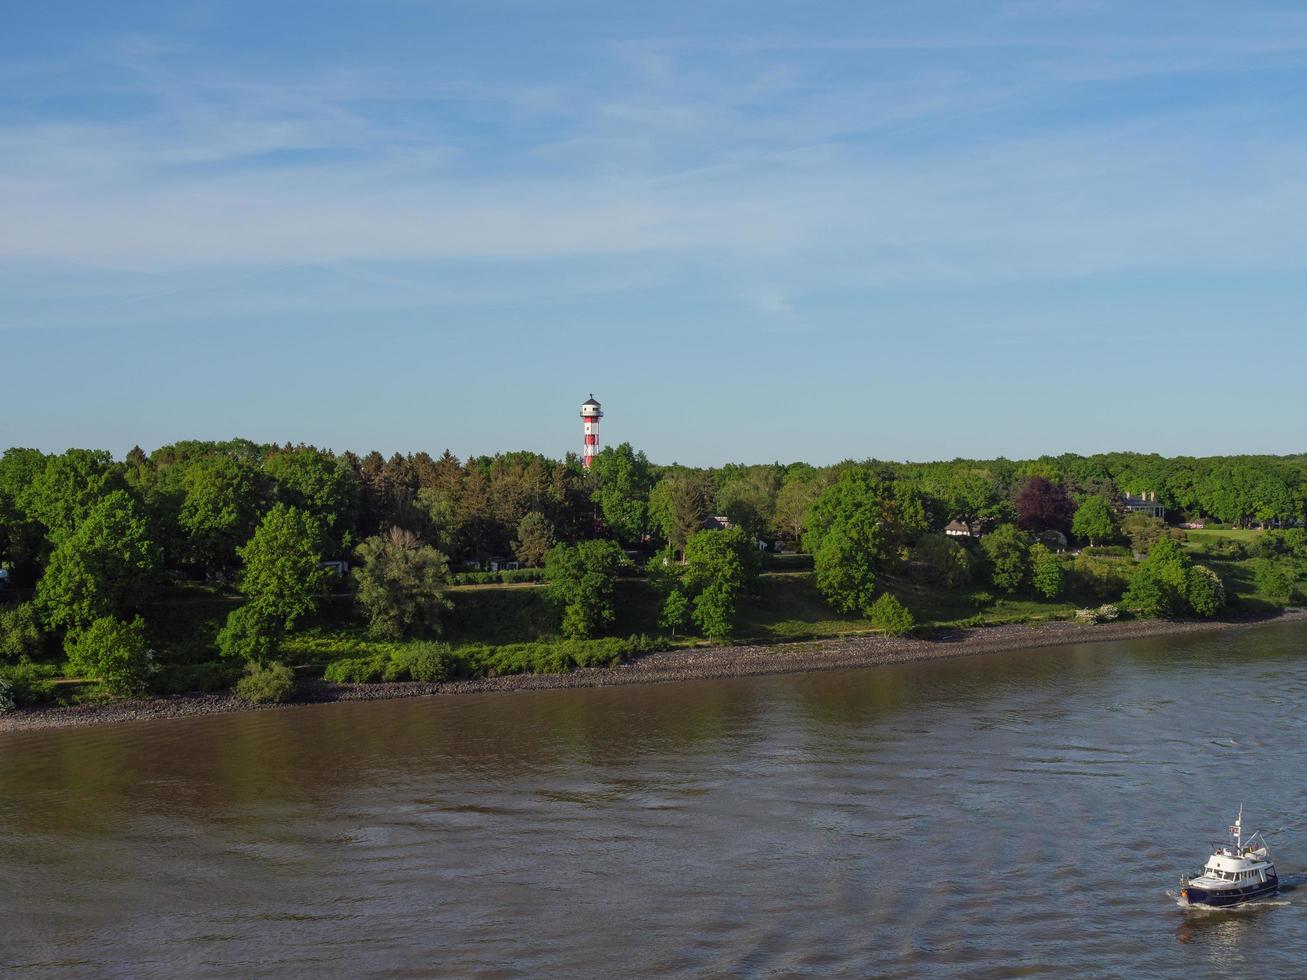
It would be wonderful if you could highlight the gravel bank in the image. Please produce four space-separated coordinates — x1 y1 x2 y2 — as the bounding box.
4 610 1304 734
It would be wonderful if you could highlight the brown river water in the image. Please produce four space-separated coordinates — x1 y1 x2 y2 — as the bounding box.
4 620 1307 978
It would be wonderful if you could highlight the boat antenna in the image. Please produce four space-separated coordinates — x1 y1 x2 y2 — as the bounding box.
1231 804 1243 849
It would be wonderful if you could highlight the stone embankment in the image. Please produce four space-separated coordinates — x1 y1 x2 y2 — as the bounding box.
3 610 1304 734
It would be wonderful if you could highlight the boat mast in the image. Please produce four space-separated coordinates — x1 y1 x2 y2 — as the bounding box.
1231 804 1243 849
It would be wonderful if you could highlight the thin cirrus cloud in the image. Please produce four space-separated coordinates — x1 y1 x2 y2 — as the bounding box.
3 5 1307 325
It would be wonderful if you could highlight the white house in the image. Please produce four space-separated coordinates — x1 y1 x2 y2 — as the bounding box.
1123 491 1165 519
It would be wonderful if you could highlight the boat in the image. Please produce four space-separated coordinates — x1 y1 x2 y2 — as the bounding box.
1179 807 1279 908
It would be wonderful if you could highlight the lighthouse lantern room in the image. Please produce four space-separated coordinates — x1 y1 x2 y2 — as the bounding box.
581 395 603 468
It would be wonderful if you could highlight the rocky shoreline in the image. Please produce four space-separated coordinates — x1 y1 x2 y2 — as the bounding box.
3 609 1304 734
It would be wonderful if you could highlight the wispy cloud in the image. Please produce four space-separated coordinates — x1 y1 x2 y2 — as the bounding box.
4 5 1307 330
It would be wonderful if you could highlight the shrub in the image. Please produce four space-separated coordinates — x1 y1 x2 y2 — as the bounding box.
383 642 456 682
0 603 45 662
323 654 390 684
1081 545 1131 558
152 661 242 695
1185 565 1226 617
1075 603 1121 625
65 616 154 697
1123 538 1194 618
320 635 664 684
1253 559 1296 606
216 605 283 664
449 568 547 585
0 657 57 706
868 594 916 636
970 590 995 609
0 676 13 714
233 661 296 704
1070 554 1132 600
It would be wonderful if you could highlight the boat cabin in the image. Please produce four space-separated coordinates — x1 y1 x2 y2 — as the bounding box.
1197 846 1272 883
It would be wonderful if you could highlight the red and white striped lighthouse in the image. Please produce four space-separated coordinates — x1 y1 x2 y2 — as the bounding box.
580 394 602 468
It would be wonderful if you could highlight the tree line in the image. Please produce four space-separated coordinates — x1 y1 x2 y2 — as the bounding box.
1 440 1305 703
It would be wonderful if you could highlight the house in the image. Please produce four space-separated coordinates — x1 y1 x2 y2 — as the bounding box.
318 559 349 576
487 557 522 572
944 519 983 538
1036 529 1068 551
703 515 736 531
1123 491 1165 519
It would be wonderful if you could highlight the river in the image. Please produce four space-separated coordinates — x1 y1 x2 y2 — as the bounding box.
3 621 1307 977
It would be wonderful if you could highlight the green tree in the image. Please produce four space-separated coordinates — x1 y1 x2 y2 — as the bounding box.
659 588 691 638
1071 496 1118 547
1121 566 1174 618
264 449 361 553
868 593 915 636
216 605 284 664
648 473 710 556
21 449 123 541
65 615 153 696
236 505 332 630
0 448 47 573
411 486 462 556
177 456 262 572
587 444 653 544
805 470 890 615
544 539 627 639
912 534 972 587
775 471 827 545
352 527 453 639
1186 565 1226 617
681 526 759 640
891 481 939 544
1121 513 1171 554
715 466 781 538
981 524 1031 594
0 603 44 662
1029 543 1065 599
1253 558 1296 606
512 511 556 568
1122 537 1192 617
35 490 161 629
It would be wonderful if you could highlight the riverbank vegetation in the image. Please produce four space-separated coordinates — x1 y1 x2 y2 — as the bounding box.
1 441 1305 710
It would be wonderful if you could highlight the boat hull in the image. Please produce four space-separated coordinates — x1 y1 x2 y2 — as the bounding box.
1183 881 1279 907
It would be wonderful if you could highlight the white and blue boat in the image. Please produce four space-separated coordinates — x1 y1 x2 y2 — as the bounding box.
1179 807 1278 908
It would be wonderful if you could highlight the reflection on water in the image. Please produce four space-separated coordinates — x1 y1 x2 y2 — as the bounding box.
2 621 1307 976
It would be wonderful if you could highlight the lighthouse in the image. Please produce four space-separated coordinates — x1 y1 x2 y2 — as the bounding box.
580 395 603 468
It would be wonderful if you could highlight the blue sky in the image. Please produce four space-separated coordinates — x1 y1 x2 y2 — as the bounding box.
4 1 1307 464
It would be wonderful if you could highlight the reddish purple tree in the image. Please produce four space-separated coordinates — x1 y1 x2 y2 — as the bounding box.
1014 476 1075 532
